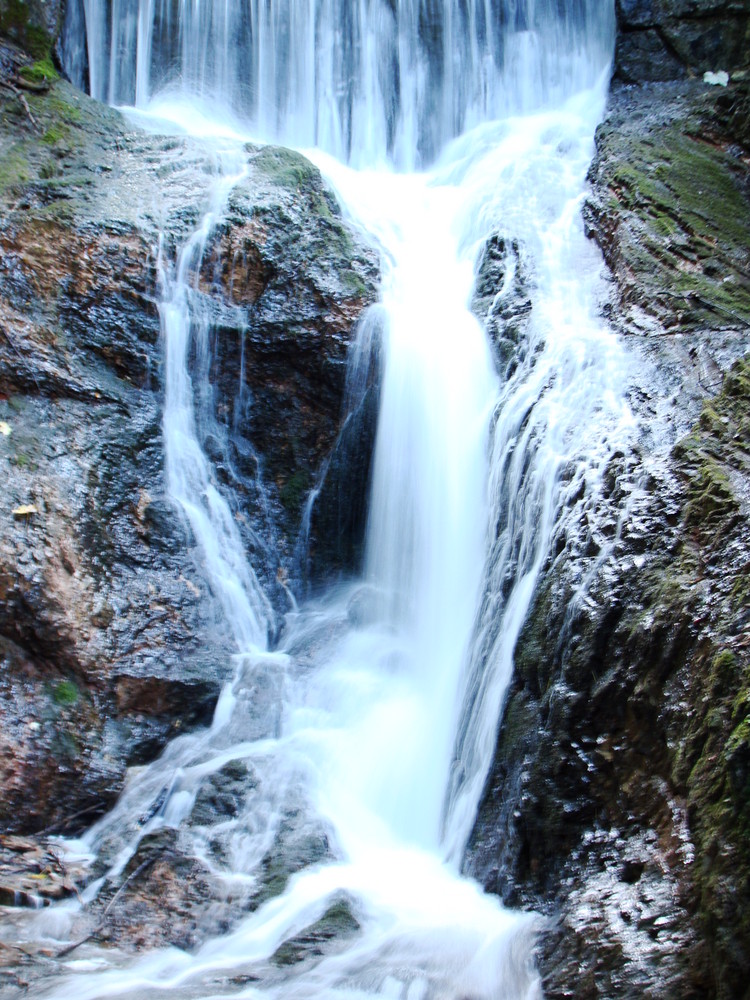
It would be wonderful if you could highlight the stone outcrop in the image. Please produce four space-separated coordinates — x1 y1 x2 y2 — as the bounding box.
467 72 750 1000
0 37 377 846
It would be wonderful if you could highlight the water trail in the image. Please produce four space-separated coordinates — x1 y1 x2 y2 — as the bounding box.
440 91 636 860
158 150 272 654
36 3 631 998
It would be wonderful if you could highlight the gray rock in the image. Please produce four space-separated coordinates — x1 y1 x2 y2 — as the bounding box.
615 0 750 81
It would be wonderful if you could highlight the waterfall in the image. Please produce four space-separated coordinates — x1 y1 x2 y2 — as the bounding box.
42 3 632 998
159 153 273 654
65 0 613 168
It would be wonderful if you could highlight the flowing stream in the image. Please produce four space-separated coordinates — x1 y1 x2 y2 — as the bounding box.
27 2 633 997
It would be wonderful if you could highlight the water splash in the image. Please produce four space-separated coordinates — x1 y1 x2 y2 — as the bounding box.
159 150 273 654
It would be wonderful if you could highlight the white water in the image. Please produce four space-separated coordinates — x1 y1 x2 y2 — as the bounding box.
31 2 632 998
68 0 613 169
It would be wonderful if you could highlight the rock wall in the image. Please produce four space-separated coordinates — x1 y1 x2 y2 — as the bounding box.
0 0 63 57
0 38 377 840
467 69 750 1000
616 0 750 82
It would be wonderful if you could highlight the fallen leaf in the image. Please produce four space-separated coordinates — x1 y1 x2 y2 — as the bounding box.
12 504 38 517
0 422 10 436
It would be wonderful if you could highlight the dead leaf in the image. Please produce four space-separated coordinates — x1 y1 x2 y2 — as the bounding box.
12 504 38 517
0 422 10 437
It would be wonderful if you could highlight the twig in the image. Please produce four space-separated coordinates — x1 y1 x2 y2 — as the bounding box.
0 78 38 130
55 857 157 960
36 802 107 837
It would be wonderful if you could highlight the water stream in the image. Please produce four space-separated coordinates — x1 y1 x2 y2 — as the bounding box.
25 2 633 997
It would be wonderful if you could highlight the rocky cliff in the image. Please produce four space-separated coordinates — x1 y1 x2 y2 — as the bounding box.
467 45 750 1000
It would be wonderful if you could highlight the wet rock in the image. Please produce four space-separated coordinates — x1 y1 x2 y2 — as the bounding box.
198 143 380 578
584 79 750 339
253 813 332 909
0 40 378 837
472 233 533 379
0 0 63 58
190 760 254 827
0 834 84 908
90 828 219 952
271 896 360 967
468 76 750 999
615 0 750 82
306 312 383 583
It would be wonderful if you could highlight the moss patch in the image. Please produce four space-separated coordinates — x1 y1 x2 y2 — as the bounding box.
52 679 79 706
659 360 750 995
19 57 59 85
271 897 360 967
252 145 321 191
279 469 310 519
587 83 750 334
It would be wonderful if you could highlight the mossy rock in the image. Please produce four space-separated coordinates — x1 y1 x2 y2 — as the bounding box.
52 678 78 706
252 145 321 192
0 0 56 59
18 56 58 84
271 896 360 967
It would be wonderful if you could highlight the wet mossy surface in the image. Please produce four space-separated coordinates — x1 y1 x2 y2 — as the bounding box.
0 0 56 59
663 359 750 997
585 80 750 336
271 897 360 967
470 358 750 998
471 75 750 998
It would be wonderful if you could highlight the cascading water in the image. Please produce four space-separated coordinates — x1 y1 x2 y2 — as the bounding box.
27 2 630 997
64 0 613 168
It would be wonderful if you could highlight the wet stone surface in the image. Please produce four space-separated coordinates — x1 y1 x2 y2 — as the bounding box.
468 74 750 1000
0 38 378 849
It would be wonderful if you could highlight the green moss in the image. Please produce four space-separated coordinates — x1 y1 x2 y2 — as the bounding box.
10 451 31 468
41 123 67 145
698 404 725 436
645 357 750 989
604 122 750 329
341 269 368 298
44 94 83 125
684 460 737 525
271 898 360 967
672 361 750 536
279 469 310 517
253 145 320 190
727 716 750 757
53 680 79 706
38 158 59 179
19 57 59 84
660 439 750 989
0 145 32 193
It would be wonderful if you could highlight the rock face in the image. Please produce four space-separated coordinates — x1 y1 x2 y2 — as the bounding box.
466 75 750 1000
615 0 750 82
0 38 378 840
0 0 63 57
